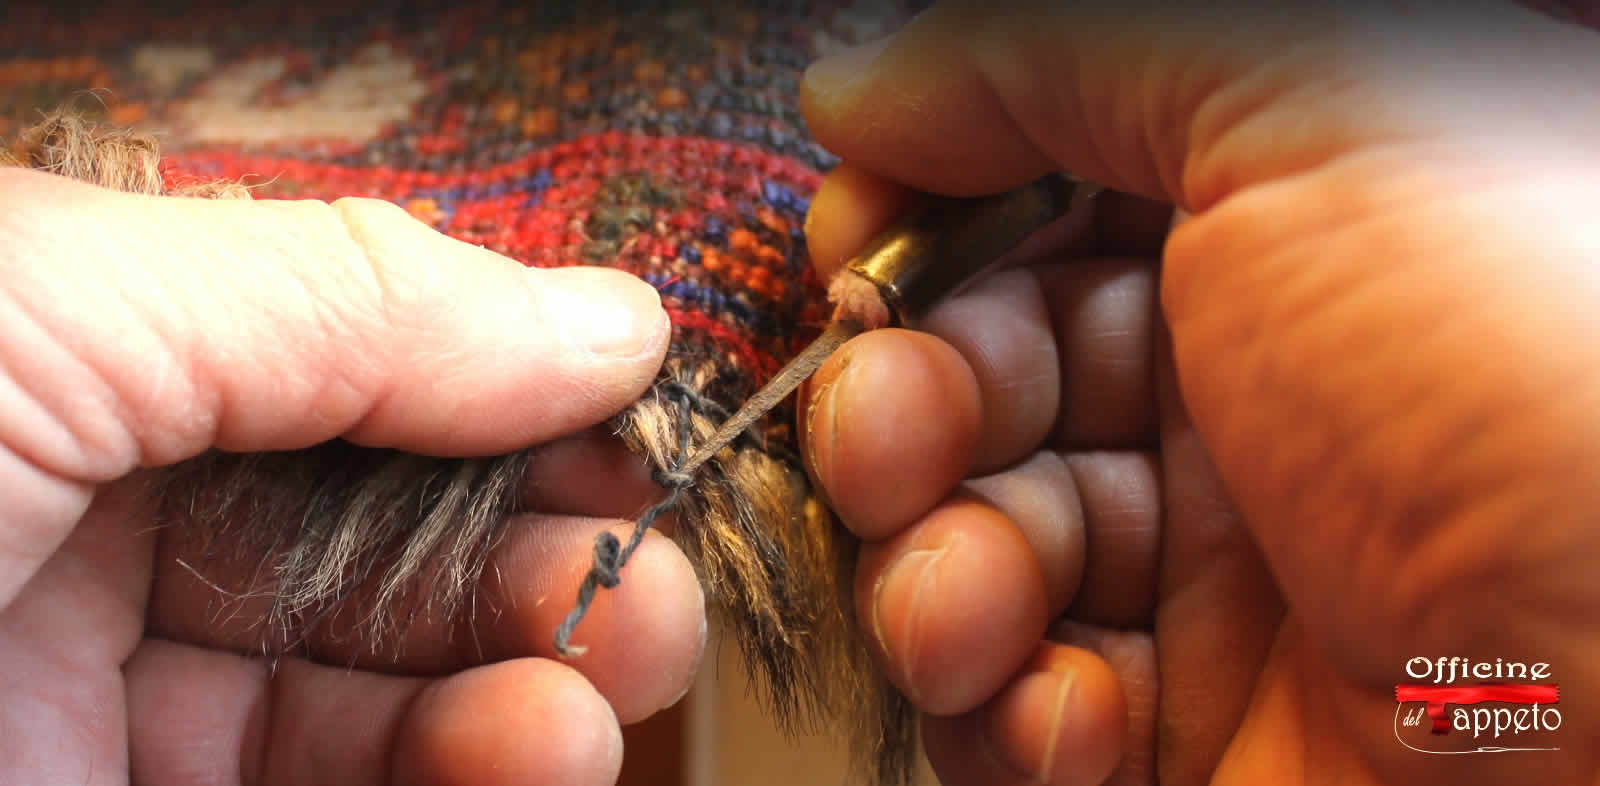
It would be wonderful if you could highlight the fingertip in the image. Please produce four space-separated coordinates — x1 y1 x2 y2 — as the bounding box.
977 644 1127 786
805 163 916 280
799 5 1059 196
805 329 982 540
921 644 1126 786
857 497 1048 716
530 264 672 363
799 32 895 120
961 452 1086 614
395 659 623 786
329 196 669 454
919 268 1061 473
1041 258 1161 450
578 527 707 723
490 517 705 725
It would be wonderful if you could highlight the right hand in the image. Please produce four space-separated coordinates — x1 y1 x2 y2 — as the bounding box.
798 2 1600 784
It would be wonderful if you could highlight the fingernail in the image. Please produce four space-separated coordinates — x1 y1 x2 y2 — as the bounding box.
979 662 1078 785
872 538 953 703
803 33 895 107
664 582 708 711
539 266 669 357
805 352 854 491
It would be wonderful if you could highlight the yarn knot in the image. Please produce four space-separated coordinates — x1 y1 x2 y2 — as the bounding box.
591 531 623 588
652 467 695 489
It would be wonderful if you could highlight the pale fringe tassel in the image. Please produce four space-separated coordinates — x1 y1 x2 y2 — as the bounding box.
2 108 917 786
2 108 251 198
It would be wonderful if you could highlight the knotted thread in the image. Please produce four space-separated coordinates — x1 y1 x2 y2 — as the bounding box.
554 389 697 657
553 319 869 657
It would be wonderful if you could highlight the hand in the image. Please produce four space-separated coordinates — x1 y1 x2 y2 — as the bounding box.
0 168 705 786
798 3 1600 784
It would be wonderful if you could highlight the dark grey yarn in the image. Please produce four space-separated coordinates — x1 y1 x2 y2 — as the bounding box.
554 390 696 656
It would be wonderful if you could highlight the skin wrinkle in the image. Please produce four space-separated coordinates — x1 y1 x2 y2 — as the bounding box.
2 223 183 483
962 14 1065 191
0 289 104 482
143 198 381 460
1171 180 1448 651
303 198 420 446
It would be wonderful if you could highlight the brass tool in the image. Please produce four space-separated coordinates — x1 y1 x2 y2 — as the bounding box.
673 173 1089 477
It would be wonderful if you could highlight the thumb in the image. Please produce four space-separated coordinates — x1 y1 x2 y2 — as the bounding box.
800 0 1600 208
0 166 668 605
1 167 670 475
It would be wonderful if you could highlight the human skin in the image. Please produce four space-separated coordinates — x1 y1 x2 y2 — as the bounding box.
797 2 1600 785
0 169 708 785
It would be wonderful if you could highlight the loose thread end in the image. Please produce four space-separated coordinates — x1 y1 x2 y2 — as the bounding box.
553 531 625 657
555 393 698 658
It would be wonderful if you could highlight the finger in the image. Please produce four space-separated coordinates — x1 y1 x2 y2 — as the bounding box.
520 426 667 524
855 495 1048 716
390 658 622 786
807 257 1160 522
804 162 916 282
960 451 1085 614
149 514 705 725
1 167 669 474
0 478 154 786
0 168 669 607
959 447 1162 628
810 256 1159 491
125 639 623 786
800 328 982 540
803 161 1105 282
921 642 1126 786
1047 622 1159 786
1060 451 1162 628
1039 258 1160 451
917 268 1060 473
464 516 704 724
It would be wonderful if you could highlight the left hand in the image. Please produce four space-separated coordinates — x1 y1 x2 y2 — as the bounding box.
0 169 705 786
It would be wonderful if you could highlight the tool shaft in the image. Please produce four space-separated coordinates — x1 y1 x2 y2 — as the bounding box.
674 174 1082 478
847 174 1075 323
677 319 865 476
